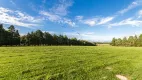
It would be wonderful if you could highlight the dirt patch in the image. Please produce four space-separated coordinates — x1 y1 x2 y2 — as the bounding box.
105 66 112 71
116 75 128 80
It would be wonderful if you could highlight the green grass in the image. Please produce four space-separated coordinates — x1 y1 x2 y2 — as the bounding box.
0 46 142 80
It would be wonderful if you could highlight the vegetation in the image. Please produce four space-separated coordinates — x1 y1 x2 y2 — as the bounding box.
0 24 20 46
0 46 142 80
110 35 142 47
0 24 96 46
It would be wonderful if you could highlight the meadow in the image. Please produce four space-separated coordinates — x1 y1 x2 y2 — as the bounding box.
0 46 142 80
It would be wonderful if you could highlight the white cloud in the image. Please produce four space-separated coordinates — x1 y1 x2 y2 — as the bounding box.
108 5 142 28
76 16 114 26
108 18 142 28
40 11 75 27
42 30 56 34
137 10 142 18
119 0 142 14
0 7 12 12
39 11 61 21
10 0 16 5
75 0 142 27
50 0 73 16
0 7 42 28
98 17 114 25
63 18 75 26
84 19 96 26
76 16 97 26
107 8 142 28
39 0 75 27
75 16 83 20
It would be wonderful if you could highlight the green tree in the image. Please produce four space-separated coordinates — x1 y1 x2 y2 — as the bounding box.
35 30 43 45
14 30 20 45
0 24 5 46
20 35 27 46
115 38 122 46
122 37 127 46
53 34 58 45
138 34 142 46
127 36 134 46
134 35 138 47
111 38 116 46
43 32 53 45
8 25 16 45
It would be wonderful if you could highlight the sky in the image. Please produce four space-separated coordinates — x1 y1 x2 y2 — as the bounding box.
1 0 142 42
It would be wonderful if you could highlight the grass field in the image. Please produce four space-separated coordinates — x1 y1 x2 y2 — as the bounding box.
0 46 142 80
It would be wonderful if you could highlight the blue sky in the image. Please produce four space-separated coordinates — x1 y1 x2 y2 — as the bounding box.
1 0 142 42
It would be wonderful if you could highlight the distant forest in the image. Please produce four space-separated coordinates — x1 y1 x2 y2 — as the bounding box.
110 35 142 47
0 24 96 46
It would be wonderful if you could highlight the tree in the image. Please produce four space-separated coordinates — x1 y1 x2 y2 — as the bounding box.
52 34 58 45
0 24 96 46
115 38 122 46
20 35 27 46
63 35 68 45
8 25 15 33
111 38 116 46
70 38 78 45
8 25 15 46
26 33 31 46
127 36 134 46
138 34 142 46
43 32 53 45
35 30 43 45
122 37 127 46
111 35 142 47
14 30 20 45
0 24 5 46
7 25 20 46
134 35 138 47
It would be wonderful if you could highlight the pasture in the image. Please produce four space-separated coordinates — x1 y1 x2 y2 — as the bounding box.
0 46 142 80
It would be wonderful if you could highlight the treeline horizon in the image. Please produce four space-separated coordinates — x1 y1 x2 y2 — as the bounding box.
0 24 96 46
110 35 142 47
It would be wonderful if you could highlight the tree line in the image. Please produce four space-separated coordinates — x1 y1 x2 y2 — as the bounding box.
0 24 96 46
110 35 142 47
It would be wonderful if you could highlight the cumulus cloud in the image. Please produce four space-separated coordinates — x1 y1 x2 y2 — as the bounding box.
0 7 42 28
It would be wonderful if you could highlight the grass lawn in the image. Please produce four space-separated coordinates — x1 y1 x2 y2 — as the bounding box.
0 46 142 80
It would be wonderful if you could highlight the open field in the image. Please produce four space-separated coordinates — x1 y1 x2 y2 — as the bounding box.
0 46 142 80
97 44 110 46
